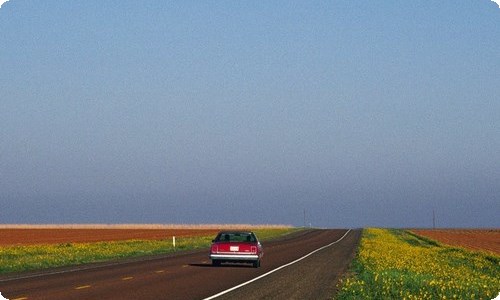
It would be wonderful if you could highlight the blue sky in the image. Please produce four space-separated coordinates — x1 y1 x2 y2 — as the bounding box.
1 1 499 228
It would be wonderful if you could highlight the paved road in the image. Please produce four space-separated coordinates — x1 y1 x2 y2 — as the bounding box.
0 229 360 300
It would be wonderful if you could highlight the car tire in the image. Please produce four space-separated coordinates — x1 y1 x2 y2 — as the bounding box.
252 260 260 268
212 260 221 267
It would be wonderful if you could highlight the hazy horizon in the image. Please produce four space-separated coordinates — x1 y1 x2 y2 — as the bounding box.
1 1 499 228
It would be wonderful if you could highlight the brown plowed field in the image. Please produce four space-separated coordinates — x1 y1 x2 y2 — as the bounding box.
411 229 500 255
0 229 219 246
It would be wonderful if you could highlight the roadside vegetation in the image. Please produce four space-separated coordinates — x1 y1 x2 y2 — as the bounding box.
0 227 299 274
336 228 500 300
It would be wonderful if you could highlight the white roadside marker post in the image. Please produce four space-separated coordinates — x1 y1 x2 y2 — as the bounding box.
173 236 176 248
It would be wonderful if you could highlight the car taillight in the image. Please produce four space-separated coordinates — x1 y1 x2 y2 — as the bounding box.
251 246 257 254
211 245 218 253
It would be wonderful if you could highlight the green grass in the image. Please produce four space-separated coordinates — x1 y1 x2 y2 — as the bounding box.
0 228 299 274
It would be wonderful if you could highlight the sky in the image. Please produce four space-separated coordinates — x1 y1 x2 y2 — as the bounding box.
1 1 499 228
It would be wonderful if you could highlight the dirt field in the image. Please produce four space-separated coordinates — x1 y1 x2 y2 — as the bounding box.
0 228 220 246
411 229 500 255
0 224 290 246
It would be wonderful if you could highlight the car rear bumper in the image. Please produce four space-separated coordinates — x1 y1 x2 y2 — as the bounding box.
210 254 259 261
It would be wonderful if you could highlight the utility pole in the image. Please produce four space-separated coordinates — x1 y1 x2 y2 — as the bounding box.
303 209 306 228
432 209 436 229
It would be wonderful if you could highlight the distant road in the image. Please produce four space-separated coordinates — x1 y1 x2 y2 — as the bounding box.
0 229 360 300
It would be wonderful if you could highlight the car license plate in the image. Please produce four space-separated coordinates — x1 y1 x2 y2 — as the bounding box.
230 246 239 252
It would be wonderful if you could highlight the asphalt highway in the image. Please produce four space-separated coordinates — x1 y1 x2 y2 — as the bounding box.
0 229 360 300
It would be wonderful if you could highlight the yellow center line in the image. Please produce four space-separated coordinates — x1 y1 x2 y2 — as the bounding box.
182 264 189 268
155 270 165 273
12 297 28 300
75 285 91 290
122 276 134 280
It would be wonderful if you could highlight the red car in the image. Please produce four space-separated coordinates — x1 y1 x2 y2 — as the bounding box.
209 231 263 268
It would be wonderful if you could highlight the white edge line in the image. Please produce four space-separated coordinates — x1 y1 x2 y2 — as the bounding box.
202 229 352 300
0 251 184 283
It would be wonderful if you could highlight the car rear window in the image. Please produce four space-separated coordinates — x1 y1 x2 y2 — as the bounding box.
216 232 256 242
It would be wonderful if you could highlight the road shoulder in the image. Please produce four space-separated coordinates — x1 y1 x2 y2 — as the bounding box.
214 229 361 300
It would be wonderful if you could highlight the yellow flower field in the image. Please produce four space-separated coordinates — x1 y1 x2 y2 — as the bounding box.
336 228 500 299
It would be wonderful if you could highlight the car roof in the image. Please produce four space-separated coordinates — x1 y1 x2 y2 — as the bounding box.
217 231 254 234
